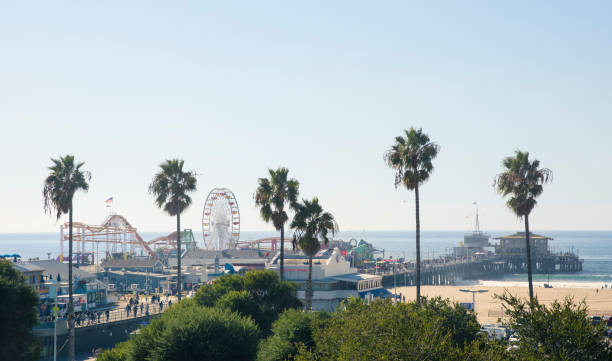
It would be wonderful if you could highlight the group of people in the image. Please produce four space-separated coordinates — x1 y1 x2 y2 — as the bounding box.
123 293 173 319
75 309 111 326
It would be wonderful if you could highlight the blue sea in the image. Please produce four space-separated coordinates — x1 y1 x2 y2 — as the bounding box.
2 230 611 287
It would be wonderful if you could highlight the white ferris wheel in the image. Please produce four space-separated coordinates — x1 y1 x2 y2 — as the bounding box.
202 188 240 250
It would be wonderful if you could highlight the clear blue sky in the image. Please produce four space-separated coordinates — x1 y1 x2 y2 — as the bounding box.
1 1 611 233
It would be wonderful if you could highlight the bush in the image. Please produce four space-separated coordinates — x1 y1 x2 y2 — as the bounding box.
0 260 40 361
257 309 328 361
100 300 260 361
294 297 505 361
195 270 302 333
217 290 261 324
498 292 612 361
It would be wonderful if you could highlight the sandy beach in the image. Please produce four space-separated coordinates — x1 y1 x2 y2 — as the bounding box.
391 284 612 324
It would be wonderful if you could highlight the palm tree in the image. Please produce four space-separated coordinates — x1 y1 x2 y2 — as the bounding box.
149 159 197 301
43 155 90 361
255 167 299 281
495 150 552 302
291 198 338 310
384 128 439 307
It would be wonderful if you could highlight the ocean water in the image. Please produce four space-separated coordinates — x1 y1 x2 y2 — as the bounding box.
2 230 611 287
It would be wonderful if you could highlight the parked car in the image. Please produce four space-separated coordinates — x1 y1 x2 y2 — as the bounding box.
590 316 602 325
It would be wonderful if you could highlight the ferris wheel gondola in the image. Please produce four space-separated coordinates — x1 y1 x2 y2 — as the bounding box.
202 188 240 250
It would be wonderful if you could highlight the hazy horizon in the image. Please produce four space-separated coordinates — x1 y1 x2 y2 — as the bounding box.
1 2 611 233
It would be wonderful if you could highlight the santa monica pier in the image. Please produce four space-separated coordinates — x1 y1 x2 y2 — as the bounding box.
5 188 582 360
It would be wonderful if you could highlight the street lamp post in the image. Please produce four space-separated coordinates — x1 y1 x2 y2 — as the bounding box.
53 301 58 361
459 289 488 315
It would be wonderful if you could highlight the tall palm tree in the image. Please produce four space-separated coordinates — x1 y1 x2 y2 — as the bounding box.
43 155 90 361
149 159 197 301
255 167 299 281
384 128 439 307
291 197 338 310
495 150 552 302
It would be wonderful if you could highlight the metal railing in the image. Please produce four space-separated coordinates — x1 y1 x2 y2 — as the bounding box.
70 303 166 328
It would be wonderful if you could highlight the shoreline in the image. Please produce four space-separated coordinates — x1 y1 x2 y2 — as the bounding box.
390 285 612 324
452 279 612 289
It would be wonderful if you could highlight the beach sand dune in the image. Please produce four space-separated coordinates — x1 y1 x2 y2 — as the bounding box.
391 285 612 324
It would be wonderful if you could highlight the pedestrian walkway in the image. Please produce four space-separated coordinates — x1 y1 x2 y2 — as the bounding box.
74 303 165 328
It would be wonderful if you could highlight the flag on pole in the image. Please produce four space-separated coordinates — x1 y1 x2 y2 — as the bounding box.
105 197 113 207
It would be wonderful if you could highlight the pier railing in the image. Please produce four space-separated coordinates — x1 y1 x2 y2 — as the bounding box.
39 302 169 329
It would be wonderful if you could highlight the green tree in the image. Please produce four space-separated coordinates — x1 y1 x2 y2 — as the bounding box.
149 159 197 301
99 300 260 361
216 290 261 324
494 150 552 302
257 308 327 361
498 292 612 360
295 297 491 361
0 260 40 361
255 167 299 281
291 198 338 310
42 154 90 361
194 270 302 334
384 128 439 307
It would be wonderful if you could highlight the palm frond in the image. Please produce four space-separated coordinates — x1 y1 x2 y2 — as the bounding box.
149 158 198 216
384 127 439 191
494 150 552 217
43 155 91 220
255 167 299 231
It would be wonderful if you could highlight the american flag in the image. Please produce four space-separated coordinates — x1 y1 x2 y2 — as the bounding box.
105 197 113 207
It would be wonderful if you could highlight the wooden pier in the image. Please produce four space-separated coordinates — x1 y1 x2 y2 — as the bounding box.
373 252 583 287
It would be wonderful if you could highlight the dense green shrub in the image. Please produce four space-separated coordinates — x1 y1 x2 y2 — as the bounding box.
257 308 328 361
98 300 260 361
293 297 508 361
498 292 612 361
0 260 40 361
195 270 302 333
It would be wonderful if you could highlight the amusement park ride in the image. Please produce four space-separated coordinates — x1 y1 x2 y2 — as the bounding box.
59 187 297 264
59 214 157 263
202 188 240 250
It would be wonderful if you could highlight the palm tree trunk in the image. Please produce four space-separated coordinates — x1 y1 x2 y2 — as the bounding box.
306 255 313 310
68 204 75 361
177 213 182 302
415 183 421 307
280 225 285 281
524 215 534 303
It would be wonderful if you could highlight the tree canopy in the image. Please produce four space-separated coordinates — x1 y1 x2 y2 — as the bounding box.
257 308 328 361
255 167 299 231
194 270 302 334
494 150 552 217
42 154 91 220
498 292 612 361
148 159 197 216
384 127 439 191
293 297 488 361
0 260 40 361
99 300 260 361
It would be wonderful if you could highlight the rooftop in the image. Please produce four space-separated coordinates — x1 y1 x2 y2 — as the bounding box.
100 258 161 268
26 260 97 281
494 232 553 241
14 263 45 273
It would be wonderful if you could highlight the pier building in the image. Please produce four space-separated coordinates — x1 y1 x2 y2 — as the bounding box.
268 248 392 311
